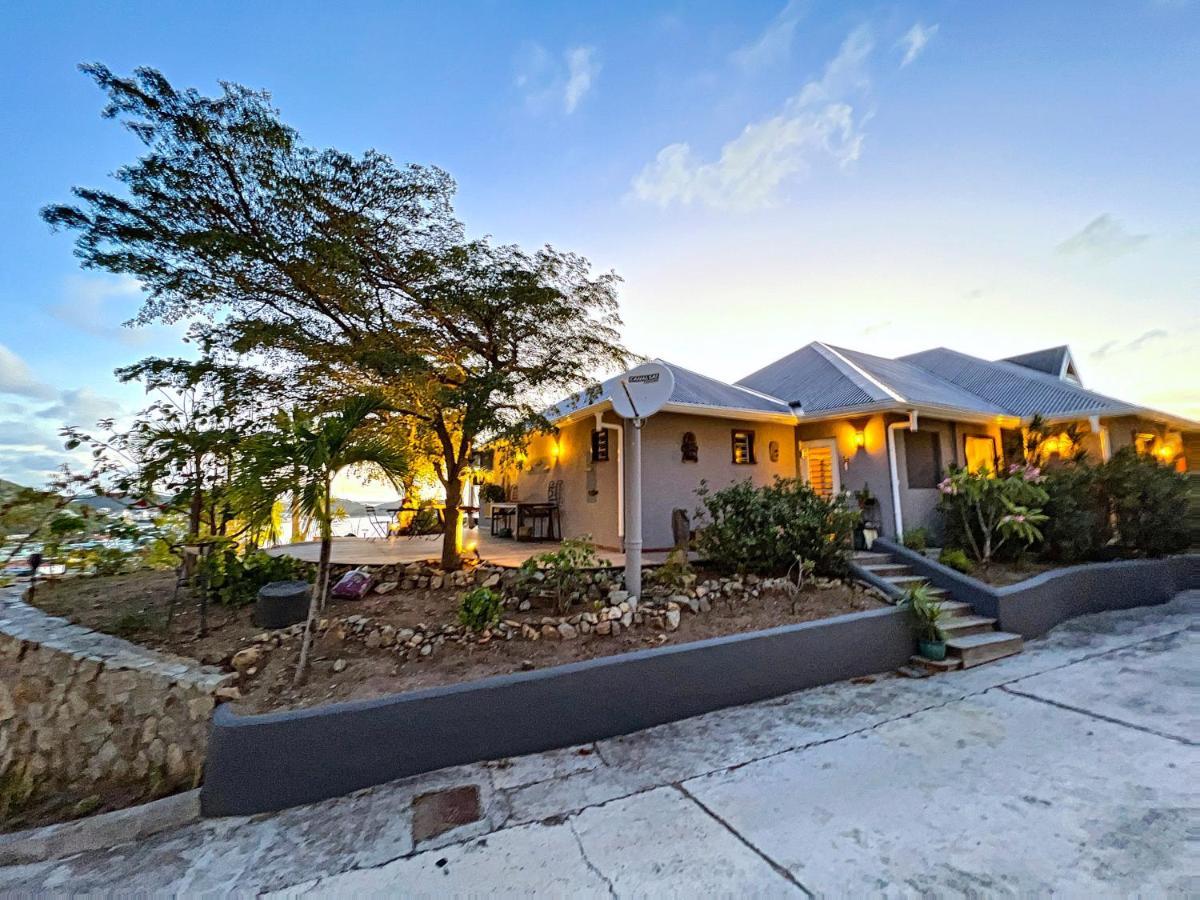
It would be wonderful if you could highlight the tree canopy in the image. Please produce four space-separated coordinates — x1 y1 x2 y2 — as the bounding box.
45 64 628 566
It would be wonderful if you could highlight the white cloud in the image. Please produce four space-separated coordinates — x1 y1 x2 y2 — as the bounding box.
1057 214 1149 260
897 23 938 67
564 47 599 113
0 344 57 401
732 0 808 71
1090 328 1169 360
49 274 147 345
35 387 124 427
632 26 873 211
515 43 600 115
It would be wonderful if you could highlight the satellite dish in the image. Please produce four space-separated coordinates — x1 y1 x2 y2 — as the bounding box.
610 362 674 420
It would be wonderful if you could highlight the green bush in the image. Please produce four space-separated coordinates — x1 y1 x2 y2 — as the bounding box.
938 547 974 574
1099 448 1190 557
458 586 503 631
198 545 307 607
694 477 858 577
938 464 1048 565
1039 463 1108 563
902 527 929 552
480 483 507 504
519 536 605 612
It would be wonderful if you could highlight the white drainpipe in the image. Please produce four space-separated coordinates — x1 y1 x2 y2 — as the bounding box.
596 413 625 539
886 410 919 538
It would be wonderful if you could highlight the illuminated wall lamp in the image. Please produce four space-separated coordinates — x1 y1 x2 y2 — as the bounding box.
853 429 866 449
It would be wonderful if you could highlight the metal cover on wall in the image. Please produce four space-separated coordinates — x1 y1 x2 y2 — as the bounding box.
610 362 675 420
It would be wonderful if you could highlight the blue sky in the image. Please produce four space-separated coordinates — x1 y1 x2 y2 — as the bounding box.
1 0 1198 487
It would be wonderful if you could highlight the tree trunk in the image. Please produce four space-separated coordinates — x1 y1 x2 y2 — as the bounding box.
440 471 464 570
295 482 334 686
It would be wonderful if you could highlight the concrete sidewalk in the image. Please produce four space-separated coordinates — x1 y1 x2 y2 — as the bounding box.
1 593 1195 895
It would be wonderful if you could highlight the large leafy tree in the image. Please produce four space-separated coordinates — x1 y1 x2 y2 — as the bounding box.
45 65 627 569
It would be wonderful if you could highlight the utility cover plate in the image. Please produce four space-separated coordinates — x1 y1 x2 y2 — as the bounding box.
610 362 674 420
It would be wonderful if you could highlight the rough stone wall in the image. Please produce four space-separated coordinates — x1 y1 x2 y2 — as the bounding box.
0 587 234 814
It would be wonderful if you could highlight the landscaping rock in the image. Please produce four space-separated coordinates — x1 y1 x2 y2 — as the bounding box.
230 647 263 675
373 582 398 595
665 608 681 630
331 659 348 673
557 623 578 640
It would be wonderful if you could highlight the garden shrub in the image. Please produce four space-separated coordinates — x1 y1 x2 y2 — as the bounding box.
458 586 503 631
694 477 858 577
937 464 1048 566
1099 448 1190 557
518 536 605 612
938 547 974 574
902 527 929 552
1038 462 1108 563
198 545 307 607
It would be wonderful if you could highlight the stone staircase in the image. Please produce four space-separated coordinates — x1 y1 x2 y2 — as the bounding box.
852 550 1023 672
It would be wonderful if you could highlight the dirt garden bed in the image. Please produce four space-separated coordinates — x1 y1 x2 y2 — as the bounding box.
28 563 885 715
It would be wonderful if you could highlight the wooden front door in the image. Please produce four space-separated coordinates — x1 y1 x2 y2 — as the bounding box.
799 439 840 498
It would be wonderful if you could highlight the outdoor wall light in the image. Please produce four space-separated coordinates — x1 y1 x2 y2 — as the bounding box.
854 429 866 449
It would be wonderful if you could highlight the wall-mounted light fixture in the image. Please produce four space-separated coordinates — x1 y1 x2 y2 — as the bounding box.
854 428 866 449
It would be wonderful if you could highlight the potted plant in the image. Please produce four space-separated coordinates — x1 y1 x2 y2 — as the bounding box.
480 483 507 519
903 583 946 660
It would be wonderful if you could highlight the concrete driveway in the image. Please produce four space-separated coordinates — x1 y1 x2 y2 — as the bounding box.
1 593 1195 895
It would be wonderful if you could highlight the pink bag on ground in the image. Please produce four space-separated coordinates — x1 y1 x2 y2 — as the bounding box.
331 569 375 600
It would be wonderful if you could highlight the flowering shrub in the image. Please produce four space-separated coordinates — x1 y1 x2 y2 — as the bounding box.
1099 448 1190 557
694 478 859 577
937 464 1048 566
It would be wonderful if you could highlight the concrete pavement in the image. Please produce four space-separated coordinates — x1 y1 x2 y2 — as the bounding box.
1 592 1195 895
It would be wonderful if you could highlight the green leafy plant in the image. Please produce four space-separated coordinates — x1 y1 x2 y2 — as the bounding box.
1038 462 1109 563
647 547 692 593
938 547 974 574
196 545 306 608
902 527 929 552
694 477 858 577
480 484 507 504
1099 448 1190 557
937 464 1049 566
518 536 604 613
458 586 503 632
902 583 944 643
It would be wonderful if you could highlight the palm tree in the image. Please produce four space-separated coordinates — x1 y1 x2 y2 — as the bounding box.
237 393 408 684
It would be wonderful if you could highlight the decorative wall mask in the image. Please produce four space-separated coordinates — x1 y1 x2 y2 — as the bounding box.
681 431 698 462
768 440 780 462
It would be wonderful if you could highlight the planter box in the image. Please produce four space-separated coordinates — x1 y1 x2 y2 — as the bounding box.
872 539 1200 639
202 605 912 816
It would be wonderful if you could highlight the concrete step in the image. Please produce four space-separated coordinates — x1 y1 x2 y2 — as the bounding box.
884 575 929 588
908 654 962 673
859 563 913 576
947 631 1023 668
852 552 893 563
934 600 973 615
939 615 998 639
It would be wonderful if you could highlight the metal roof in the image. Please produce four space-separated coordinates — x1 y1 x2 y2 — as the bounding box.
736 344 880 412
900 347 1132 418
827 345 1010 414
1002 346 1071 377
546 360 792 421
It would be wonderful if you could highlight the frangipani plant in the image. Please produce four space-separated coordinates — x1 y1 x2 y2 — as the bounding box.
937 464 1048 566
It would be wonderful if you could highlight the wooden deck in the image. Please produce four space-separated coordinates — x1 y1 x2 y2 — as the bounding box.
267 528 683 569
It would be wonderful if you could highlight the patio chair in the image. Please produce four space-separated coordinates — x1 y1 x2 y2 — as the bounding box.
523 480 562 542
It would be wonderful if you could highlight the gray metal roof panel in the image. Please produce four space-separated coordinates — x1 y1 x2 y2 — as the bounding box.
736 344 881 412
901 347 1132 417
827 345 1009 415
1002 346 1070 377
546 361 791 421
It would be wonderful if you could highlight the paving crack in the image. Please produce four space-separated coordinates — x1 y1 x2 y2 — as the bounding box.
566 816 617 898
673 783 811 896
999 685 1194 745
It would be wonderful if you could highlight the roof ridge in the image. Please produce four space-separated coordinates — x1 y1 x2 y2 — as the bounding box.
813 342 905 403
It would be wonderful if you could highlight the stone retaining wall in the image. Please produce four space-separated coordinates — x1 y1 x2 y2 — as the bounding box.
0 586 234 816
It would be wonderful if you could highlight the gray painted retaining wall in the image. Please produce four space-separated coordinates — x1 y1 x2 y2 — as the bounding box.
873 539 1200 638
202 605 912 816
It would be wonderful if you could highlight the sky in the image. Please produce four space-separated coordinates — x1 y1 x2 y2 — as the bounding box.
1 0 1198 493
